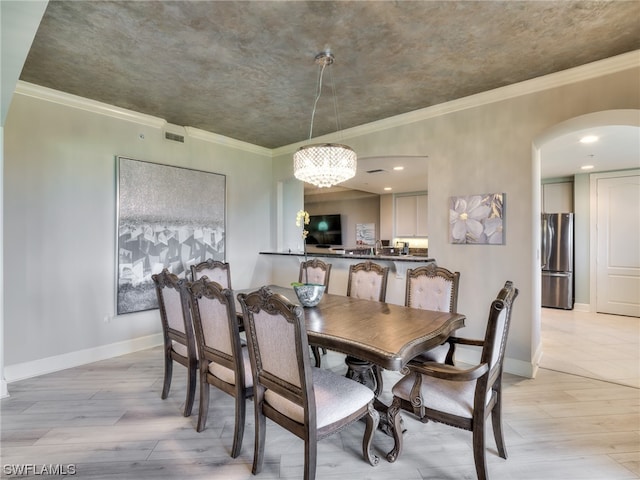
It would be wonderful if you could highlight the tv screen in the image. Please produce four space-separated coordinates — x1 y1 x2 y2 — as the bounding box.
306 214 342 246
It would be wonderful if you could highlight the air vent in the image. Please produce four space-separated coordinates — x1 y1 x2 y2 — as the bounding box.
164 131 185 143
366 168 387 174
163 123 187 144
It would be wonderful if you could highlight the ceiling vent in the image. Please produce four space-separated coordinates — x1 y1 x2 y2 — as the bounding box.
366 168 387 174
163 123 186 144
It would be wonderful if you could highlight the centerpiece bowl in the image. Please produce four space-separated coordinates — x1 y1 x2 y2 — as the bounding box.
292 283 326 307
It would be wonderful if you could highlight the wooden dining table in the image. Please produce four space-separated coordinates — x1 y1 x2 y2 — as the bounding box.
236 285 466 461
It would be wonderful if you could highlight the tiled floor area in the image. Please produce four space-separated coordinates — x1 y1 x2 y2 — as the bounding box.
540 307 640 388
1 308 638 479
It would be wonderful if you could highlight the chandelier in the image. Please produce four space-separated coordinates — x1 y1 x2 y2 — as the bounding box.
293 51 357 188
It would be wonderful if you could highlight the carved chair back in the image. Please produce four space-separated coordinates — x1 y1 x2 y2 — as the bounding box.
191 259 232 289
405 264 460 312
299 259 332 289
347 261 389 302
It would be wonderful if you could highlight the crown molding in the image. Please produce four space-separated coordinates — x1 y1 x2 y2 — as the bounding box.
186 127 271 157
273 49 640 156
15 49 639 158
14 81 272 157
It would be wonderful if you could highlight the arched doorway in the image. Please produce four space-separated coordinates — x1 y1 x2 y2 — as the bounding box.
532 109 640 385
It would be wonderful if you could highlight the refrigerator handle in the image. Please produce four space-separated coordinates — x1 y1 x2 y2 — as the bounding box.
541 216 553 269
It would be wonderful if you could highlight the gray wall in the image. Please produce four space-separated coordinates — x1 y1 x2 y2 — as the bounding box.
272 61 640 377
3 89 273 374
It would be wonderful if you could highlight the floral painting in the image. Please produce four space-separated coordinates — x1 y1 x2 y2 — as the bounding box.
449 193 504 244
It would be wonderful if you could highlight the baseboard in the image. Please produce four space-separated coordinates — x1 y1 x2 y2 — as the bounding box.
4 334 163 384
573 302 591 312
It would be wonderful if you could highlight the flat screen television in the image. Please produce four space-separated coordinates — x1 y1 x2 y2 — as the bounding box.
305 214 342 247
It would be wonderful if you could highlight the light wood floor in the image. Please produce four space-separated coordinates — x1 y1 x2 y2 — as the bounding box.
1 310 638 479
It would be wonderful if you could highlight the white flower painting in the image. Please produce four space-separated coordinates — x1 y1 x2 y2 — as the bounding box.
449 193 504 244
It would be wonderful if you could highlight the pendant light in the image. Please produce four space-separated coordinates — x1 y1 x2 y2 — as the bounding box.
293 51 357 188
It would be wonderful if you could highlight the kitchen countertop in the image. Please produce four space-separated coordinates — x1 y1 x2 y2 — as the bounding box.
259 250 435 263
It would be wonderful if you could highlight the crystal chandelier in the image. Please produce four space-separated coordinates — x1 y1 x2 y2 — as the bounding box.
293 51 357 188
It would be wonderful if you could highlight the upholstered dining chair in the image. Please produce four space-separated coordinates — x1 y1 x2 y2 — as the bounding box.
345 261 390 394
238 286 380 480
299 259 332 367
387 281 519 480
187 278 253 457
191 259 232 289
152 268 198 417
298 258 332 289
405 264 461 363
347 260 389 302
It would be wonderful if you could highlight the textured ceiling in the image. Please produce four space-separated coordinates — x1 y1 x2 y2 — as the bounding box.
20 1 640 150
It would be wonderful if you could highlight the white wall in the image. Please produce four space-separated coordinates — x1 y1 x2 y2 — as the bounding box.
3 86 273 380
272 55 640 377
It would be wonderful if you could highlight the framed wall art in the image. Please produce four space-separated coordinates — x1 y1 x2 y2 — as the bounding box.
116 156 226 314
449 193 504 245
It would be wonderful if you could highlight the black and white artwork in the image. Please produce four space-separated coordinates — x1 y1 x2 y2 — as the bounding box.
116 157 226 314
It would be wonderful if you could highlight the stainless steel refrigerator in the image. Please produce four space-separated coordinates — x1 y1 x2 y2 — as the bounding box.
541 213 574 309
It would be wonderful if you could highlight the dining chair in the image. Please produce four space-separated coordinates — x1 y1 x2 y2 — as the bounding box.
152 268 198 417
405 264 461 363
299 259 332 367
237 286 380 480
387 280 519 480
187 277 253 457
298 258 332 288
190 259 232 289
346 260 389 302
345 261 390 395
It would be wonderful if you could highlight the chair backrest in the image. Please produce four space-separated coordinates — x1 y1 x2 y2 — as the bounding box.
480 281 519 376
347 261 389 302
152 268 195 357
405 264 460 312
188 277 244 383
191 259 231 289
298 259 332 288
238 286 316 427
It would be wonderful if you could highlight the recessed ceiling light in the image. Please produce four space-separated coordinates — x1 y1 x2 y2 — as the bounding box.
393 166 404 171
581 165 595 170
579 135 599 144
384 187 392 191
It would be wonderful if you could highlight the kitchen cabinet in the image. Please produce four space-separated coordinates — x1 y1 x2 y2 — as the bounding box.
395 194 428 237
542 182 573 213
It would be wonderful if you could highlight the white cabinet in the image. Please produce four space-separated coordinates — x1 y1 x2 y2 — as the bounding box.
542 182 573 213
395 194 428 237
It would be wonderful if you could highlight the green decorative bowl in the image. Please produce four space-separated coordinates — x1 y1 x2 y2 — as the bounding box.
293 284 326 307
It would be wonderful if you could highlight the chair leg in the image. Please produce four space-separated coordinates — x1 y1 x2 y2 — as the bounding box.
472 421 489 480
252 406 266 475
196 373 209 432
183 361 197 417
385 396 404 463
311 346 322 368
362 403 380 466
230 390 246 458
304 435 318 480
161 352 173 400
491 396 508 459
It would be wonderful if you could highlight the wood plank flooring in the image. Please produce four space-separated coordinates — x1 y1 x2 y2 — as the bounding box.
2 310 638 479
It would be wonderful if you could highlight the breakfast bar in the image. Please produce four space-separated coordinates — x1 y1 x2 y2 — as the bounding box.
260 249 436 306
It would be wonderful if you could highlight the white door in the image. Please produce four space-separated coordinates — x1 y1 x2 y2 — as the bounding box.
596 172 640 317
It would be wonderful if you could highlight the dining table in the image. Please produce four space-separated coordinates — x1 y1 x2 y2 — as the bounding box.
236 285 466 462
